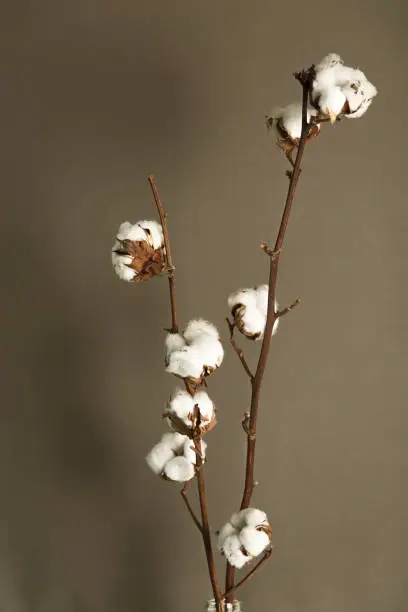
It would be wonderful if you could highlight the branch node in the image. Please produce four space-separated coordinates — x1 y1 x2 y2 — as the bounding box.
260 243 282 261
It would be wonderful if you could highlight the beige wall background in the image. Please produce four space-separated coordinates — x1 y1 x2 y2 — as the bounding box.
2 1 407 611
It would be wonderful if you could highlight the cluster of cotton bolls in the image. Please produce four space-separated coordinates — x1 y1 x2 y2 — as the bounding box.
111 219 166 282
218 508 272 568
165 319 224 384
266 53 377 155
146 431 207 482
164 388 217 435
228 285 279 341
146 319 222 482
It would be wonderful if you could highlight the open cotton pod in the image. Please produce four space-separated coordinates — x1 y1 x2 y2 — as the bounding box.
266 102 320 158
165 319 224 386
112 220 166 282
228 285 279 340
163 389 217 435
311 52 377 123
218 507 272 568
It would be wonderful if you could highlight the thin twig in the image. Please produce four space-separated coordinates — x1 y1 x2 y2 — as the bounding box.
148 175 178 333
148 177 220 607
226 318 254 382
223 549 273 598
277 298 303 318
191 406 223 611
181 481 204 535
225 65 315 605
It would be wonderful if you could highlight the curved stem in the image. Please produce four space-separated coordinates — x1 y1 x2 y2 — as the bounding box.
225 67 314 604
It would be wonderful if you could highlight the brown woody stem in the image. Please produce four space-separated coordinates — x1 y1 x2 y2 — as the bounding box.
148 175 178 333
181 481 204 535
226 318 254 382
225 66 314 604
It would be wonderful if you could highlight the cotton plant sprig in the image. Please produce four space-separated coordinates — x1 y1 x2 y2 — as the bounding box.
111 54 377 612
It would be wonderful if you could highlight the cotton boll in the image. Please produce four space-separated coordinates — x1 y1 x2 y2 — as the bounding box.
183 438 207 464
146 442 175 475
228 288 258 312
218 523 237 550
166 346 205 380
222 534 249 569
239 526 270 557
183 319 220 343
163 456 195 482
193 390 215 422
160 431 188 453
112 220 166 282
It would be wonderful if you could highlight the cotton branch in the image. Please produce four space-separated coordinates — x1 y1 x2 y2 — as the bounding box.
148 175 178 333
149 178 222 611
225 65 315 605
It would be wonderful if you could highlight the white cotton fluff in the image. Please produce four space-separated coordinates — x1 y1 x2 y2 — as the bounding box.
111 252 136 282
163 456 195 482
183 319 223 370
239 307 267 338
239 526 270 557
183 319 220 343
165 346 206 380
126 220 164 249
166 389 195 424
146 441 176 475
146 431 188 476
228 289 258 312
230 508 269 530
183 438 207 464
222 533 248 569
218 522 237 550
255 286 280 335
315 52 344 74
314 87 347 123
192 336 224 370
165 333 186 365
160 431 188 453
